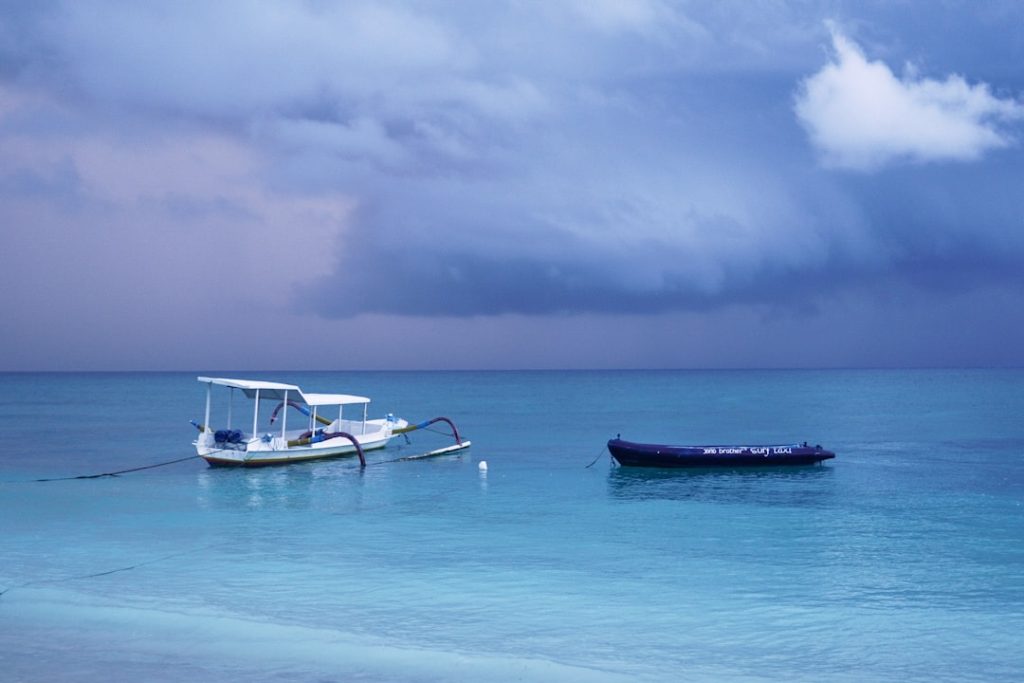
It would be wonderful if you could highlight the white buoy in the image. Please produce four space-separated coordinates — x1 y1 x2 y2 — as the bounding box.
478 460 488 472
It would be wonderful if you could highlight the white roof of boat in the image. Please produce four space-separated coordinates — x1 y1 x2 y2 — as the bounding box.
197 377 369 405
302 392 370 406
199 377 299 392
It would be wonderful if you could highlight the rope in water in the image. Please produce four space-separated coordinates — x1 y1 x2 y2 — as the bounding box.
0 544 220 598
29 455 202 482
13 437 461 482
0 440 466 595
584 445 607 469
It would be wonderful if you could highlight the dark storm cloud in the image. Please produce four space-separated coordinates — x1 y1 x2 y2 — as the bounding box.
3 1 1024 369
278 4 1023 319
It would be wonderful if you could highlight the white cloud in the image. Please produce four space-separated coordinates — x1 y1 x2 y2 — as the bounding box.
795 26 1024 170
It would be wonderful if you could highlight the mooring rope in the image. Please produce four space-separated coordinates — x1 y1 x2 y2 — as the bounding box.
0 543 220 598
7 442 465 483
584 445 607 469
25 455 202 483
0 443 468 595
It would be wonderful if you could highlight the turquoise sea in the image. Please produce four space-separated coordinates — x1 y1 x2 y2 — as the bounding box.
1 370 1022 682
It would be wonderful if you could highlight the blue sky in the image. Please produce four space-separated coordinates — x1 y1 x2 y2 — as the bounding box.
2 1 1023 370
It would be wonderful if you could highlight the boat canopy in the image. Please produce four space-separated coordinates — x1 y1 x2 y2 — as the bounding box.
197 377 370 406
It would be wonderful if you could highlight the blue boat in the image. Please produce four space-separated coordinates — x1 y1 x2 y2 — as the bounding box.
607 437 835 468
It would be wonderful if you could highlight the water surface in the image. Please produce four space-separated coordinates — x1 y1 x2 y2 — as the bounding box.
1 370 1022 681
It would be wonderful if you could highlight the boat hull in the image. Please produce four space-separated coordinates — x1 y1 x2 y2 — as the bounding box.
200 441 389 467
196 432 393 467
607 438 835 468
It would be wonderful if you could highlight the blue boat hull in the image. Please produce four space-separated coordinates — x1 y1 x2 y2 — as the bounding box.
607 438 835 468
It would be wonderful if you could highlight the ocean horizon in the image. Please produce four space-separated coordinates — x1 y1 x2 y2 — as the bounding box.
1 369 1022 682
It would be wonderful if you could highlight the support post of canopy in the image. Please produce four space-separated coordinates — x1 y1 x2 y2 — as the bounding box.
204 382 212 433
282 391 288 441
252 389 260 438
362 403 367 435
227 388 233 429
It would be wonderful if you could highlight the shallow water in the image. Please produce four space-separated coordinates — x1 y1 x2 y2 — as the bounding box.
1 370 1022 681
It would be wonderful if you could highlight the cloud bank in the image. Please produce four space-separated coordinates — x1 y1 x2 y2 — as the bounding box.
795 26 1024 170
3 2 1024 369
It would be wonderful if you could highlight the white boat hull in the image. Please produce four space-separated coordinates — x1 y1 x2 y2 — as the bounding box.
194 418 403 467
196 438 390 467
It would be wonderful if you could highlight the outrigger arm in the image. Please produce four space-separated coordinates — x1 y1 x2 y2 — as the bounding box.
287 430 366 466
393 416 464 445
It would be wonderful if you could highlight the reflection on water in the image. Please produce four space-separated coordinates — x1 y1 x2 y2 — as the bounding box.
607 464 835 506
193 447 473 516
195 459 371 512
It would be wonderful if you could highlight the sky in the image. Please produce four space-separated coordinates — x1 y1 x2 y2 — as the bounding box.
2 0 1023 370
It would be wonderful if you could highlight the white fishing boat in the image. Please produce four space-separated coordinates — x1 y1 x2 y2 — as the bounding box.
191 377 469 467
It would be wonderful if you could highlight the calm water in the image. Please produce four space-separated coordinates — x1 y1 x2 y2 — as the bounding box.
1 370 1022 682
